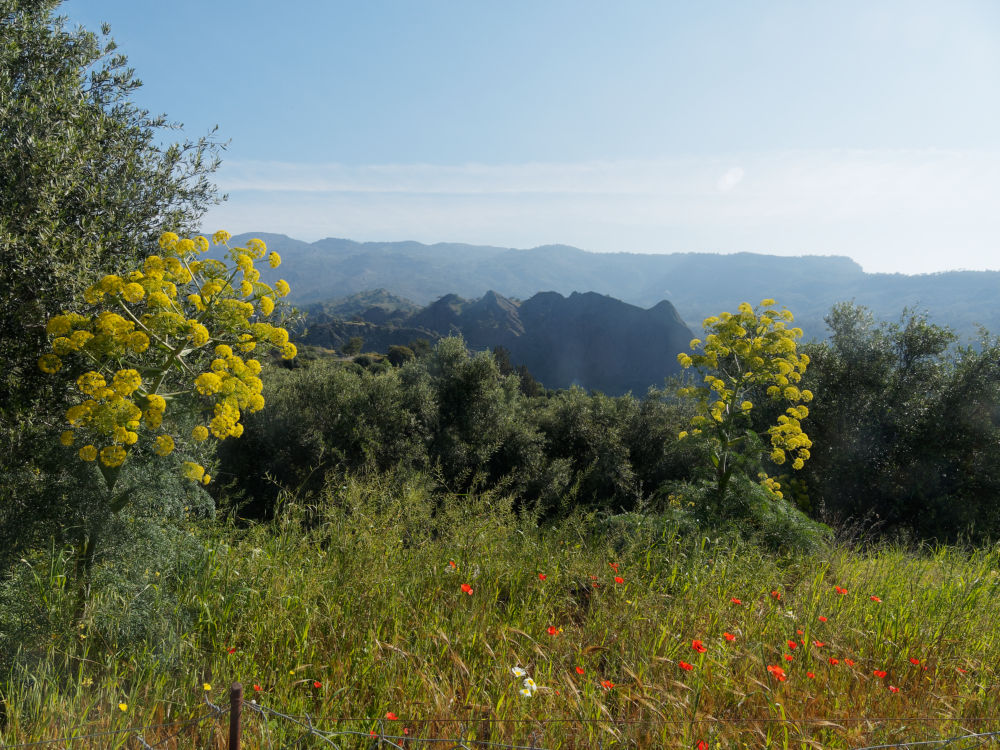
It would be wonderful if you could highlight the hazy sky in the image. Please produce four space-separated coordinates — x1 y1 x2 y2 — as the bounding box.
63 0 1000 274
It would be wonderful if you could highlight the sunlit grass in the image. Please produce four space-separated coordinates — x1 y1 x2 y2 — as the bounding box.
2 474 999 748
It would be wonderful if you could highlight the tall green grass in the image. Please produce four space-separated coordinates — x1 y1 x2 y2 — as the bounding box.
2 474 998 748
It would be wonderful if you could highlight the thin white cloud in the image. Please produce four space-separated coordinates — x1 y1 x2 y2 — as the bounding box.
215 158 716 196
716 167 745 193
204 149 1000 274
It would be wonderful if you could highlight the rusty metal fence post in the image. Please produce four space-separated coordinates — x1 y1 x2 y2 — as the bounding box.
229 683 242 750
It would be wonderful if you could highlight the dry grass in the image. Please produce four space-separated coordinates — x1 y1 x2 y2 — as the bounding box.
2 475 999 748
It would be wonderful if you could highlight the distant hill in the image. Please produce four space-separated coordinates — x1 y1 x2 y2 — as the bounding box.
306 288 420 325
301 290 694 396
230 233 1000 341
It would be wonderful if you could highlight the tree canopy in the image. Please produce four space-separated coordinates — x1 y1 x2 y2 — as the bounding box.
1 0 224 414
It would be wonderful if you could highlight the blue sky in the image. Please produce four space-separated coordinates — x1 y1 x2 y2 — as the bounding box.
64 0 1000 273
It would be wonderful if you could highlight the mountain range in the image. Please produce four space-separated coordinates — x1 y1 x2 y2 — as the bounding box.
301 289 693 396
229 233 1000 342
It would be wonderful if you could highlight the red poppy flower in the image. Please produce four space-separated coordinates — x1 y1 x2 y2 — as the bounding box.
575 666 585 675
834 586 848 595
370 731 378 737
889 685 900 693
547 626 559 636
828 658 839 665
538 573 546 581
313 681 322 688
614 576 625 584
874 670 887 678
460 583 473 595
386 712 399 720
723 632 736 641
807 672 815 678
957 667 968 674
770 590 781 600
253 684 262 691
787 640 798 650
601 680 614 689
818 616 828 622
796 629 803 635
844 659 855 666
697 742 708 750
679 661 694 671
870 595 882 602
784 654 793 662
813 641 825 648
766 665 787 682
404 728 410 735
909 657 920 665
609 563 619 572
692 640 707 653
590 575 598 580
227 647 236 654
448 560 456 568
731 598 742 605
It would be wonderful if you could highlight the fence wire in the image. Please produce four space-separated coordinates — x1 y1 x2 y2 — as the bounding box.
851 729 1000 750
1 687 999 749
240 700 1000 750
244 701 556 750
0 697 227 750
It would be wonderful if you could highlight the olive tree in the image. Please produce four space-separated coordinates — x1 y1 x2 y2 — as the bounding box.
0 0 224 568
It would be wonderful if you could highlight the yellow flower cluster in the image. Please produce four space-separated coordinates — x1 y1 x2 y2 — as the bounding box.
767 403 812 470
675 298 813 480
190 344 266 440
183 461 211 485
61 369 143 467
758 472 783 499
38 231 293 482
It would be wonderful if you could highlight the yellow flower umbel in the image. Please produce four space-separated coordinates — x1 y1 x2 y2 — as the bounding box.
675 298 813 502
38 231 294 492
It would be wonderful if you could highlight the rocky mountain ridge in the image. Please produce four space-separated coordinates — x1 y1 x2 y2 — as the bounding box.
301 289 693 396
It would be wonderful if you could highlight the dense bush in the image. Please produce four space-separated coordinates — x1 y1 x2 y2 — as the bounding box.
789 303 1000 543
215 336 831 549
220 300 1000 549
217 337 701 520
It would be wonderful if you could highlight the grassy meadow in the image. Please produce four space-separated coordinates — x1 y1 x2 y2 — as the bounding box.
1 474 998 749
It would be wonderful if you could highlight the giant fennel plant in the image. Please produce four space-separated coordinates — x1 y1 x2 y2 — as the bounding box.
37 231 294 589
676 299 813 506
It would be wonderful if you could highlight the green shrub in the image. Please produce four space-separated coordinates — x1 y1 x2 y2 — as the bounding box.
794 304 1000 542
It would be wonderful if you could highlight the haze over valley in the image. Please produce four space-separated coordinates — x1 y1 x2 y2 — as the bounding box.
229 233 1000 346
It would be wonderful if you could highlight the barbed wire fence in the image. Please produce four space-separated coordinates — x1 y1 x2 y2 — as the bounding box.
850 731 1000 750
0 698 228 750
1 683 999 749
